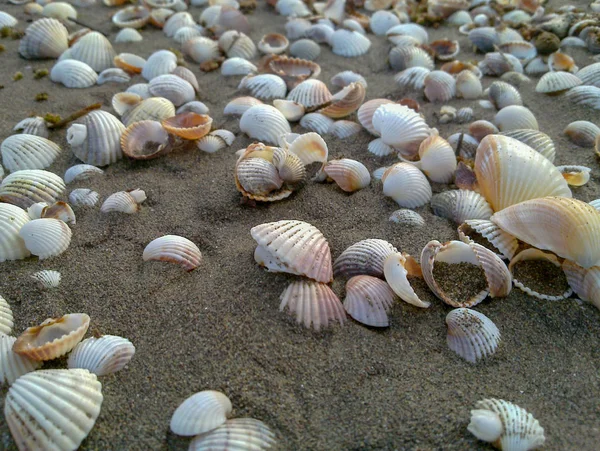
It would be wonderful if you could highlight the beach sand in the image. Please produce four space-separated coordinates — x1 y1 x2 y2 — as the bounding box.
1 1 600 449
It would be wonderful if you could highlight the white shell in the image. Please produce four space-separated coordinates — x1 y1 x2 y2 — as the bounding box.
0 335 42 385
67 110 125 167
114 28 143 43
19 218 71 259
370 10 400 36
299 113 334 134
368 138 394 156
101 189 146 214
178 101 210 115
387 23 429 45
565 85 600 109
389 46 434 72
328 120 362 139
149 74 195 107
221 57 257 76
564 121 600 147
357 98 394 135
500 129 556 162
224 96 263 116
330 29 371 57
183 36 220 63
372 104 431 156
289 39 321 60
455 70 483 99
50 60 98 88
535 71 582 94
323 159 370 192
0 169 66 209
13 117 49 138
0 12 17 28
31 270 61 288
431 190 493 223
382 163 432 208
333 239 397 279
69 31 115 72
458 219 519 261
122 97 176 127
286 79 332 110
143 235 202 271
218 30 256 59
197 130 235 153
488 81 522 109
240 105 291 145
189 418 276 451
64 164 104 184
173 26 202 44
415 135 457 183
163 11 195 37
170 390 232 436
68 335 135 376
446 308 500 363
383 252 430 308
494 105 538 131
142 50 177 81
97 68 131 85
4 369 103 450
279 280 345 330
69 188 99 207
19 18 68 59
239 74 287 100
343 275 396 327
0 295 14 335
273 99 305 122
1 134 61 173
286 132 328 165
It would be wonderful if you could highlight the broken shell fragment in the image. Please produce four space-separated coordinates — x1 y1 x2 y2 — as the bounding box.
446 308 500 363
383 252 429 308
19 218 72 259
0 335 42 385
121 121 172 160
343 275 396 327
170 390 232 437
273 99 305 122
101 189 146 214
31 270 61 289
323 159 370 192
68 335 135 376
458 219 518 261
143 235 202 271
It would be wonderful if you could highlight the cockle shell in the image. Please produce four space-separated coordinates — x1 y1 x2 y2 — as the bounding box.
289 39 321 60
101 189 146 214
173 26 202 44
112 5 151 29
68 110 125 167
389 209 425 227
69 188 99 207
197 130 236 153
13 117 49 138
0 11 17 27
0 335 42 385
224 96 263 116
19 218 71 259
383 252 429 308
178 101 209 115
389 46 435 72
161 113 212 140
143 235 202 271
372 104 431 157
239 74 287 100
494 105 538 131
328 121 362 139
148 75 195 107
491 197 600 269
113 92 144 116
268 56 321 90
423 70 456 102
382 163 432 208
97 68 131 85
189 418 276 451
556 165 591 186
31 270 61 288
299 113 334 135
564 121 600 147
115 28 143 43
284 132 328 166
50 60 98 88
499 129 555 163
19 18 68 59
468 399 545 450
240 105 291 144
395 67 431 91
414 135 456 183
333 239 397 279
251 220 333 283
565 85 600 110
446 308 500 363
387 23 429 45
122 97 176 127
183 37 220 64
458 219 519 261
287 79 332 110
279 280 345 330
488 81 522 109
64 164 104 184
1 134 61 173
479 52 523 76
0 170 65 209
343 275 396 327
120 121 172 160
221 57 257 76
535 71 582 94
163 11 195 37
170 390 232 436
0 295 14 335
258 33 289 54
357 99 394 136
317 82 365 118
141 50 177 81
431 190 493 223
69 31 115 72
218 30 256 59
322 159 370 192
455 70 483 99
4 369 103 450
273 99 305 122
68 335 135 376
329 29 371 57
235 155 287 202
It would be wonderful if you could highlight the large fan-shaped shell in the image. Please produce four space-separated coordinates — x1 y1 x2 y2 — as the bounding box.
170 391 232 436
372 104 431 156
19 218 71 259
279 280 345 330
333 239 397 279
240 105 291 144
0 203 31 262
499 129 556 162
0 335 42 385
446 308 500 363
1 135 61 173
50 60 98 88
67 110 125 167
143 235 202 271
343 275 396 327
19 18 68 59
68 335 135 376
382 163 432 208
189 418 276 451
0 170 65 209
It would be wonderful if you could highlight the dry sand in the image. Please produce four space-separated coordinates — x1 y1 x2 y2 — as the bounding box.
1 1 600 450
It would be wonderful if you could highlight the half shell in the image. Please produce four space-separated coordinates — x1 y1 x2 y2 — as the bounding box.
431 190 493 223
0 169 65 209
323 159 370 192
19 218 71 260
333 239 397 279
101 189 146 214
68 335 135 376
31 270 61 288
189 418 276 450
446 308 500 363
382 163 432 208
67 110 125 167
0 335 42 385
143 235 202 271
170 390 232 436
240 105 291 144
0 203 31 262
343 275 396 327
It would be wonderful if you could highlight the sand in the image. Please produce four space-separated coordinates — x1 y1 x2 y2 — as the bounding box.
1 1 600 450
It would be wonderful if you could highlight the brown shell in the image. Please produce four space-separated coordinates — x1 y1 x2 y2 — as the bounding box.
161 113 213 140
267 56 321 90
317 82 366 119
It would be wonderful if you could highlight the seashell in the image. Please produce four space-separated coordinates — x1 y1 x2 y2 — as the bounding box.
328 120 362 139
458 219 518 261
333 239 397 280
13 117 49 138
357 99 394 136
427 0 469 18
411 135 456 183
68 335 135 376
122 97 176 127
143 235 202 271
4 369 103 449
475 135 571 211
330 72 367 93
370 11 400 36
330 29 371 57
284 132 327 166
148 75 195 107
173 26 202 45
126 83 151 99
50 60 98 88
64 164 104 185
19 18 68 60
0 11 17 27
189 418 276 451
303 23 334 44
389 209 425 227
468 27 498 52
197 129 235 153
454 70 483 100
69 188 99 207
420 240 512 308
163 11 195 37
494 105 538 131
536 71 582 95
565 85 600 110
101 189 146 214
286 18 311 40
0 295 14 335
383 252 429 308
498 40 536 62
170 390 232 437
468 399 545 450
114 28 143 43
235 156 286 201
548 51 577 73
69 31 115 73
500 71 531 86
479 52 523 76
387 23 428 45
273 99 305 122
556 165 591 187
25 2 44 14
240 105 291 145
97 68 131 85
68 110 125 167
382 163 432 208
0 335 42 385
112 5 151 29
239 74 287 100
19 218 71 259
423 70 455 103
289 39 321 61
0 170 65 209
113 53 146 75
112 93 143 117
39 201 75 225
488 81 522 109
456 107 474 123
448 133 479 160
142 50 177 82
221 57 257 76
268 56 321 91
27 202 47 220
322 159 370 192
31 270 61 288
149 8 175 28
429 39 460 61
251 220 333 283
224 96 263 116
0 203 31 262
218 30 256 60
1 135 61 173
564 121 600 147
575 62 600 87
279 280 345 330
524 56 548 76
431 190 493 223
343 275 396 327
372 104 431 157
563 261 600 310
287 79 332 110
446 308 500 363
389 46 434 72
560 36 585 48
298 113 333 135
177 101 209 115
257 33 289 54
120 121 172 160
183 37 221 64
162 113 212 140
317 82 365 118
500 129 555 163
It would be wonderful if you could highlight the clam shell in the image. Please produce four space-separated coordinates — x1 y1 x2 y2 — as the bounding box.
142 50 177 81
328 120 362 139
456 107 473 123
64 164 104 184
143 235 202 271
68 335 135 376
161 113 212 140
509 249 573 300
370 10 400 36
173 26 202 44
240 105 291 144
121 120 171 160
289 39 321 61
488 81 522 109
258 33 289 54
468 27 498 52
525 56 548 76
112 5 151 29
383 252 429 308
170 390 232 437
299 113 334 135
536 71 582 94
563 261 600 310
330 29 371 57
564 121 600 147
271 147 305 185
491 197 600 269
197 130 235 153
148 75 195 106
576 61 600 86
189 418 276 451
251 220 333 283
387 23 429 45
431 190 493 223
273 99 305 122
424 70 456 102
1 134 61 173
333 239 397 279
115 28 143 43
382 163 432 208
178 101 209 115
389 209 425 227
19 218 71 259
268 56 321 91
236 156 287 202
372 104 430 157
446 308 500 363
494 105 538 131
163 11 195 37
286 18 311 40
97 68 130 85
19 18 68 59
0 169 65 209
475 135 571 211
101 189 146 214
557 165 591 186
323 159 370 192
0 335 42 385
469 399 545 450
0 295 14 335
458 219 518 260
68 110 125 167
122 97 176 127
500 129 556 162
565 85 600 109
69 31 115 72
239 74 287 100
13 117 49 138
183 36 220 64
221 57 257 76
286 132 328 165
287 79 332 110
394 66 431 91
126 83 151 100
330 71 367 91
218 30 256 59
416 135 456 183
31 270 61 288
4 369 103 450
479 52 523 76
357 98 394 136
0 11 17 27
50 60 98 88
69 188 99 207
344 275 396 327
389 46 434 72
279 280 345 330
455 70 483 99
498 40 536 62
224 96 263 116
317 82 365 118
43 201 74 225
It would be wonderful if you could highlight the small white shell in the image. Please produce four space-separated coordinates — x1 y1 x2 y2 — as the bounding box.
389 46 434 72
218 30 256 59
328 120 362 139
170 391 232 436
494 105 538 131
0 295 14 335
1 134 61 173
13 117 49 138
50 60 98 88
387 23 428 45
333 239 397 279
446 308 500 363
197 130 235 153
224 96 263 116
64 164 104 184
143 235 202 271
565 85 600 109
358 98 394 135
31 270 61 288
431 190 493 223
368 138 394 157
0 11 17 28
0 335 42 385
382 163 432 208
149 74 195 107
240 105 291 144
239 74 287 100
372 103 431 157
279 280 345 330
68 335 135 376
19 218 71 259
299 113 334 135
177 101 210 115
114 28 143 43
389 209 425 227
289 39 321 60
163 11 195 37
97 68 131 85
142 50 177 81
343 275 396 327
488 81 522 109
221 57 257 76
370 10 400 36
330 29 371 57
69 188 99 207
287 79 332 110
564 121 600 147
183 36 220 63
455 70 483 99
535 71 582 94
189 418 276 451
101 189 146 214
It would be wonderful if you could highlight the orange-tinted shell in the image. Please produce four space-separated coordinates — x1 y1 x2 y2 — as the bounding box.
161 113 213 140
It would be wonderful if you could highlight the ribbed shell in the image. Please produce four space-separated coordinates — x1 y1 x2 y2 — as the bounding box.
323 159 370 192
240 105 291 145
329 120 362 139
535 71 582 94
382 163 432 208
0 335 42 385
488 81 522 109
564 121 600 147
101 190 145 214
0 295 14 335
299 113 333 135
224 97 263 116
279 280 345 330
387 23 429 45
178 101 210 115
565 85 600 109
31 270 61 288
475 135 571 211
68 110 124 167
183 37 220 63
424 70 456 102
0 203 30 262
143 235 202 271
4 369 103 450
576 61 600 86
333 239 397 279
115 28 143 43
455 70 483 99
417 135 457 183
372 104 430 156
170 390 232 437
446 308 500 363
148 75 195 107
163 11 195 37
286 79 332 110
368 138 394 156
218 30 256 59
458 219 519 260
173 26 202 45
499 129 556 162
142 50 177 81
69 188 99 207
389 209 425 227
69 31 116 72
343 275 396 327
68 335 135 376
494 105 538 131
239 74 287 100
50 60 98 88
221 57 257 76
286 132 328 165
251 220 333 283
19 218 71 259
236 158 284 200
189 418 276 451
289 39 321 60
357 99 394 135
1 134 61 173
389 46 434 72
329 29 371 57
13 117 49 138
19 18 68 59
122 97 176 127
395 67 431 90
317 82 365 118
0 169 66 209
64 164 104 184
431 190 493 223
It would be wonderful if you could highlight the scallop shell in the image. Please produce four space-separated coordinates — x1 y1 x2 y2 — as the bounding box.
218 30 256 59
68 110 125 167
64 164 104 184
189 418 276 451
382 163 432 208
576 61 600 86
487 81 522 109
431 190 493 223
564 121 600 147
446 308 500 363
224 96 263 116
343 275 396 327
424 71 456 102
50 60 98 88
317 82 365 118
31 270 61 288
387 23 429 45
333 239 397 279
13 117 49 138
142 50 177 81
18 218 71 259
0 295 14 335
170 390 232 437
279 280 345 330
289 39 321 61
458 219 519 261
372 104 431 157
69 31 115 72
239 74 287 100
69 188 99 207
143 235 202 271
251 220 333 283
330 29 371 57
112 5 151 29
328 120 362 139
536 71 582 94
286 79 332 110
4 369 103 450
389 46 434 72
67 335 135 376
19 18 68 59
197 130 236 153
221 57 257 76
122 97 176 127
163 11 195 37
299 113 334 135
383 252 430 308
0 170 65 209
147 75 195 107
389 209 425 227
1 134 61 173
322 159 370 192
415 135 456 183
236 157 287 202
115 28 143 43
101 189 146 214
0 335 42 385
357 99 394 136
469 399 545 450
240 105 291 144
285 132 328 165
183 36 220 64
475 135 571 211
